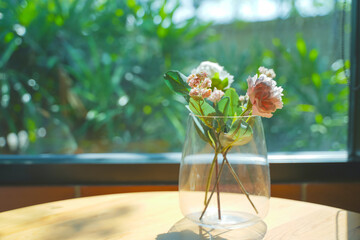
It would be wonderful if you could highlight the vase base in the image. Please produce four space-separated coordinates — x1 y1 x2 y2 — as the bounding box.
166 217 267 240
186 210 260 229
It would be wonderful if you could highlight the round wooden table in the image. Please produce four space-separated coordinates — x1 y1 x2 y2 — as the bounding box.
0 192 359 240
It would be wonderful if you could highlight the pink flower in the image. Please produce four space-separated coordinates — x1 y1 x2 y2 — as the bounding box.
208 88 224 103
187 72 212 100
187 72 210 88
189 88 200 97
201 88 212 98
187 74 201 88
189 88 212 100
200 78 212 88
247 74 283 118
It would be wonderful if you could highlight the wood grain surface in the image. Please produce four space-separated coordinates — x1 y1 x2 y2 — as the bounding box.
0 192 359 240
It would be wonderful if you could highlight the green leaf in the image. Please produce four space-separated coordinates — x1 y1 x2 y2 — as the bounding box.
211 73 221 89
296 104 315 112
224 88 242 116
194 118 209 142
211 72 228 91
227 119 251 139
0 39 19 68
345 60 350 69
190 114 213 145
18 1 37 26
327 93 335 102
272 38 281 47
4 32 14 43
188 99 216 129
296 37 307 56
220 119 253 147
219 78 229 90
164 70 190 101
309 49 318 62
127 0 137 8
217 96 230 116
315 114 323 124
311 73 322 88
188 98 215 116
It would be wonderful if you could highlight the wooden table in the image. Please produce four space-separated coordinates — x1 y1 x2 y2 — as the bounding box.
0 192 359 240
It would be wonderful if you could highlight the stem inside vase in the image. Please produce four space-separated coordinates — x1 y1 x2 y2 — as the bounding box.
215 154 221 220
199 147 259 221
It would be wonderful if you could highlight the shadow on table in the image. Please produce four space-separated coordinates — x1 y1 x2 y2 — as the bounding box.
39 205 133 239
156 218 267 240
156 230 221 240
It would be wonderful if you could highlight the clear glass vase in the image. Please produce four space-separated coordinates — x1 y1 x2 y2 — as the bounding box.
179 114 270 229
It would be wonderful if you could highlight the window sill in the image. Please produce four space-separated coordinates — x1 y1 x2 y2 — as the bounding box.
0 151 359 185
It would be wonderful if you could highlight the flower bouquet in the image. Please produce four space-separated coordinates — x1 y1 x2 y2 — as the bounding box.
164 61 283 228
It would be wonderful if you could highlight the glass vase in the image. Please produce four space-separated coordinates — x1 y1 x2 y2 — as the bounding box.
179 114 270 229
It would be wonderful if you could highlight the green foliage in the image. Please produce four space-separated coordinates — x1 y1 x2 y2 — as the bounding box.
199 22 348 151
296 36 307 57
211 73 228 90
216 97 230 116
164 71 190 101
220 118 253 148
191 114 213 146
174 81 252 149
0 0 213 153
188 98 215 117
223 88 242 116
267 36 349 151
0 0 349 153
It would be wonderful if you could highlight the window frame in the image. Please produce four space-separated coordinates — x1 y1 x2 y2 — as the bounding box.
0 1 359 186
349 0 360 162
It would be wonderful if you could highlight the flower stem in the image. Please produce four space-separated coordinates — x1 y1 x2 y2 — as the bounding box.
199 158 226 220
223 157 259 214
213 131 223 220
241 101 252 116
215 155 221 220
204 152 217 205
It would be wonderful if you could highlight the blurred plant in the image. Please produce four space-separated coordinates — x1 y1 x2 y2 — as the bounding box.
0 0 213 153
197 29 348 151
264 35 349 151
0 0 349 153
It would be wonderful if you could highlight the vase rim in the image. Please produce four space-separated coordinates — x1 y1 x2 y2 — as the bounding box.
189 113 261 118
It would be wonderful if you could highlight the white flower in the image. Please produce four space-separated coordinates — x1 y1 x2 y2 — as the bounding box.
208 88 224 103
258 66 276 79
191 61 234 89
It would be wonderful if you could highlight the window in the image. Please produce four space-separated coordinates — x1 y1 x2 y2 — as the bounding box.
0 0 359 184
